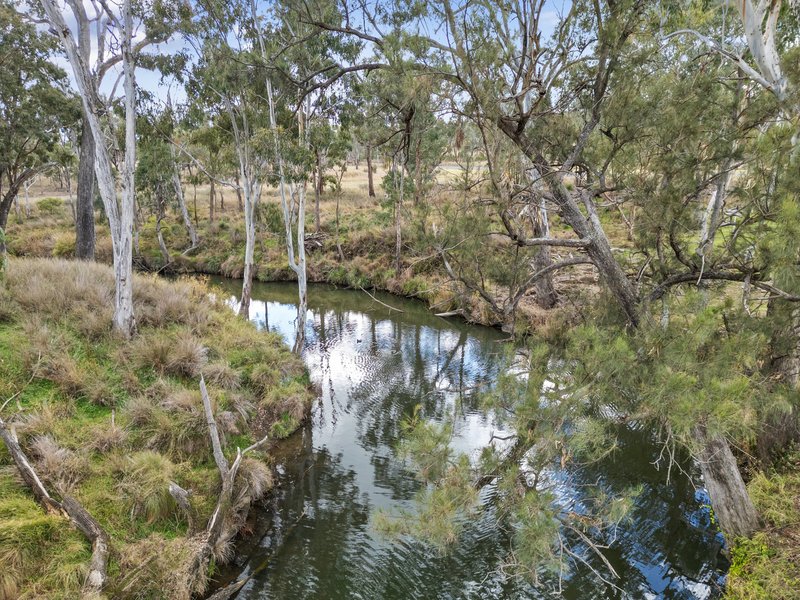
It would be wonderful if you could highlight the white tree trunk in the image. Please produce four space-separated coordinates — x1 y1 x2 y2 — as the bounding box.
170 146 198 249
253 1 308 352
40 0 137 338
238 173 259 318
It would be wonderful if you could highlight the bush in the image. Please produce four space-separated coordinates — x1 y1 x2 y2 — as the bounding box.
37 197 64 217
51 233 75 258
130 331 207 378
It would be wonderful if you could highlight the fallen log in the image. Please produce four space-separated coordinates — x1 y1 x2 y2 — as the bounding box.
0 416 109 595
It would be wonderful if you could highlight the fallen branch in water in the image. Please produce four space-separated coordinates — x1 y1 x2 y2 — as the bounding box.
359 286 405 313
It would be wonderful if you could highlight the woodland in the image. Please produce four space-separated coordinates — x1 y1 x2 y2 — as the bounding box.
1 0 800 598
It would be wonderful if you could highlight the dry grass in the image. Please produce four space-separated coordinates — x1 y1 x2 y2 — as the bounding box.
88 420 128 453
15 405 67 442
129 330 208 378
237 457 273 502
114 534 202 600
202 361 241 390
29 435 86 492
119 451 178 524
3 259 211 336
0 257 313 597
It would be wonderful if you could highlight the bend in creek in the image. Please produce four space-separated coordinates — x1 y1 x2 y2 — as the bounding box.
210 278 727 599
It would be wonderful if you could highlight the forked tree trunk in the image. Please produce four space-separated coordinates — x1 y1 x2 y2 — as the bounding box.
75 118 96 260
694 425 759 539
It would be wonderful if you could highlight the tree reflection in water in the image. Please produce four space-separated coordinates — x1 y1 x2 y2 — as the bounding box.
212 278 726 600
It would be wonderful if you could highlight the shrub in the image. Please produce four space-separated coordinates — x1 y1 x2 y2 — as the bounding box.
51 233 75 258
37 197 64 217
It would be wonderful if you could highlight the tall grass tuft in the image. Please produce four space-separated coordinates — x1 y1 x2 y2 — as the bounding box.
29 435 86 491
130 331 208 378
119 451 178 524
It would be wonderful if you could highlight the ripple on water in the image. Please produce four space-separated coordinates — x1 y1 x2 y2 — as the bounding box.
209 279 727 600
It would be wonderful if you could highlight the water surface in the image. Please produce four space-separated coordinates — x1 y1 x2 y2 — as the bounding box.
211 278 727 599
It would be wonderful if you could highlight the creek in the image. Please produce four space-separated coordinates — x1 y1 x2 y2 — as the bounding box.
210 277 727 599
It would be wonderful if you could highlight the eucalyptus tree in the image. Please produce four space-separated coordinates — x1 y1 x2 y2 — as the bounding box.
0 2 74 254
38 0 178 337
162 96 198 249
185 0 272 318
248 0 364 351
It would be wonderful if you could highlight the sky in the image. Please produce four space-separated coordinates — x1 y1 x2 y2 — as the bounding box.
28 0 570 110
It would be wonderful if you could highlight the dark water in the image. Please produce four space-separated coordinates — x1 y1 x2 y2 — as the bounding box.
210 278 727 599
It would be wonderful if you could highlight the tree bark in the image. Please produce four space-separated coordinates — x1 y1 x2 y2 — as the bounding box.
315 150 322 233
40 0 138 338
495 121 639 326
238 179 257 319
0 177 30 254
156 214 170 265
532 197 557 309
170 145 198 249
694 425 759 539
366 144 376 198
209 178 215 224
395 162 403 274
75 118 96 260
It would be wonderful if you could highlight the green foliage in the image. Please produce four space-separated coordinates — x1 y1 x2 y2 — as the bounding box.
37 197 65 217
726 461 800 598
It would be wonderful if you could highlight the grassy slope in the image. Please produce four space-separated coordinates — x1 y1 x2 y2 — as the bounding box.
726 457 800 599
0 258 311 599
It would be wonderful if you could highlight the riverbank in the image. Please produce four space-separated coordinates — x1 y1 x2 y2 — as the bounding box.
4 194 798 598
726 458 800 599
3 183 590 337
0 258 313 599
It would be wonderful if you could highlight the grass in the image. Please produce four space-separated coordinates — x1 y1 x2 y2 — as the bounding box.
0 257 312 599
726 454 800 599
7 165 597 334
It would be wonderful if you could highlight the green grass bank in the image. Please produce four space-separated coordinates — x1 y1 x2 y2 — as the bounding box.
0 257 312 599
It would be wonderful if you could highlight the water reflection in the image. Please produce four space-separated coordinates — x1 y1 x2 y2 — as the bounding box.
210 278 726 599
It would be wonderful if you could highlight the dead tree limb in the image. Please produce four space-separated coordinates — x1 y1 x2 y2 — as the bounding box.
181 377 272 597
0 416 109 595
